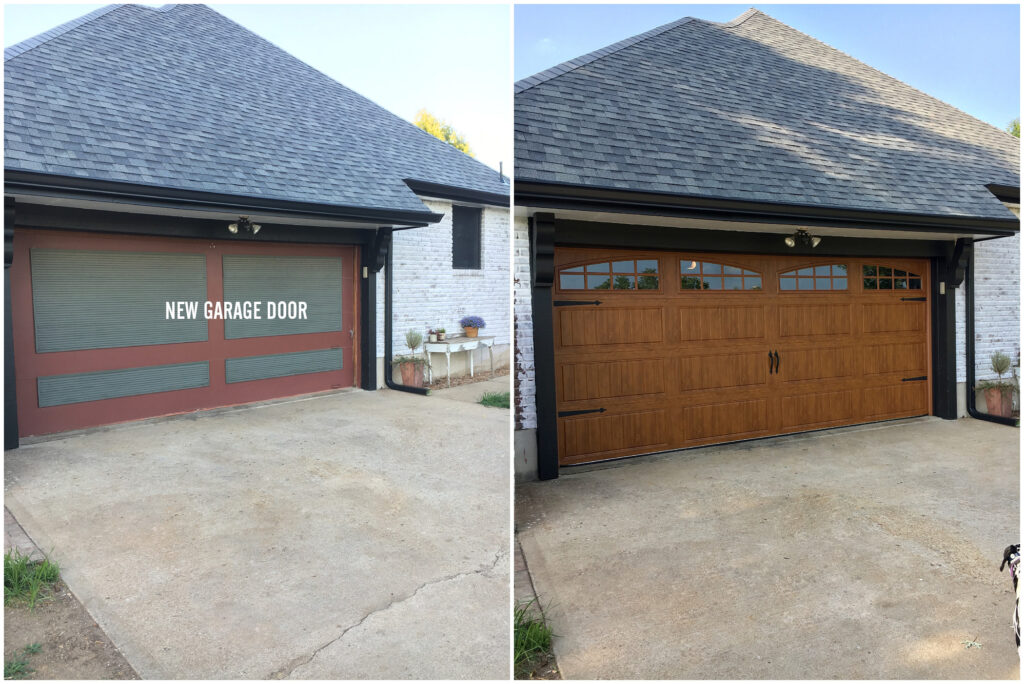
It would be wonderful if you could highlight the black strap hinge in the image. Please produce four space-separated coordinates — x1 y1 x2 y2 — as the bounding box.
900 297 927 302
554 300 602 307
901 376 927 382
558 408 607 417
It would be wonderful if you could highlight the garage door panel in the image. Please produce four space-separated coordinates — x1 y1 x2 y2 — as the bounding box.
678 352 767 392
222 255 343 339
863 383 928 418
560 409 670 463
37 361 210 407
31 249 208 352
780 390 857 430
683 398 769 442
862 302 926 334
778 303 852 338
225 348 344 384
780 347 858 383
678 305 765 342
560 358 667 402
557 306 663 347
863 342 928 376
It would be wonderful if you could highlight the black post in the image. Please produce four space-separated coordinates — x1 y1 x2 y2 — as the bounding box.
930 245 958 419
530 213 559 480
5 198 19 450
359 231 380 391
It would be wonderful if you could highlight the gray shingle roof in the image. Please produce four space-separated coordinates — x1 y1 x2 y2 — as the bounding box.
5 4 508 215
515 9 1019 220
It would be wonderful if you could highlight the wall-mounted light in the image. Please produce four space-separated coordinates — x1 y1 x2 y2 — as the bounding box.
784 229 820 248
228 217 261 236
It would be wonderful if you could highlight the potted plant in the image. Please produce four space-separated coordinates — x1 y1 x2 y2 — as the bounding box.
977 351 1015 417
437 327 446 341
391 329 425 387
428 329 438 343
460 315 485 338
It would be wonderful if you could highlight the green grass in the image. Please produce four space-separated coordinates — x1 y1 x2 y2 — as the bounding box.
4 645 40 680
514 599 554 676
478 391 510 409
4 550 60 609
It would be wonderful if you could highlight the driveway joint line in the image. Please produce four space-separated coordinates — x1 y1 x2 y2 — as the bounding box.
269 548 506 679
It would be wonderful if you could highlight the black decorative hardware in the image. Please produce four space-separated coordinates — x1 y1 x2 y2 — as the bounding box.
773 350 780 374
901 376 927 382
768 350 775 375
554 300 602 307
900 297 927 302
557 408 607 417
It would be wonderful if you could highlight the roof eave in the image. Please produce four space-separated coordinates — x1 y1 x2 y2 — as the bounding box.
4 171 443 227
404 178 509 208
515 180 1020 237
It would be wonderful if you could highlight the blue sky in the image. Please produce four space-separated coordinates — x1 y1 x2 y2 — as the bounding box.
4 4 512 172
516 4 1020 131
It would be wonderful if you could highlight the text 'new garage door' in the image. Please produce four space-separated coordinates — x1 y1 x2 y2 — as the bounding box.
552 248 931 465
12 229 357 436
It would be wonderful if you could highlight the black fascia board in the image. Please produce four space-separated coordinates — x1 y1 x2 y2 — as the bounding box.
515 180 1020 237
985 183 1021 204
4 171 443 226
404 178 510 207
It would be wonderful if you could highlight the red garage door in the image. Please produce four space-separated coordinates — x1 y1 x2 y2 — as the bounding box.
11 229 359 437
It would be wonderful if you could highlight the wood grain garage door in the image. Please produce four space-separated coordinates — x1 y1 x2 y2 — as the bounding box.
553 247 931 465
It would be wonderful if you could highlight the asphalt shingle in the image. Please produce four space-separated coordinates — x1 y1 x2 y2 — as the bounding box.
514 9 1019 220
5 4 508 215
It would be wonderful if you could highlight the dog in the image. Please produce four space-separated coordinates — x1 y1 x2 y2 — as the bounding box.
1001 544 1020 648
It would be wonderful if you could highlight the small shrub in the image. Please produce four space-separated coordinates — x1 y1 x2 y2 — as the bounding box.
405 329 423 353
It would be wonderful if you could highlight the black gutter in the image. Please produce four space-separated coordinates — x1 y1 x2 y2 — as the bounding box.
5 170 443 226
383 228 429 396
403 178 510 208
516 181 1020 237
964 240 1017 426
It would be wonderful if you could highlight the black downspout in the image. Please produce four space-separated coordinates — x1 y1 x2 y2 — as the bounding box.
383 228 429 396
964 242 1017 426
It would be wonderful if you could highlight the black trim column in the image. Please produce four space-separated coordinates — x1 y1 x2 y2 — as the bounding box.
929 241 962 419
530 213 559 480
359 230 385 391
5 198 19 450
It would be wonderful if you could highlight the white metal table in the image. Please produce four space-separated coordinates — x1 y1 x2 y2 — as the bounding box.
423 335 495 387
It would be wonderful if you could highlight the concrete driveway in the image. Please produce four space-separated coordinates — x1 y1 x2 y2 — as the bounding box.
517 417 1019 679
5 388 509 679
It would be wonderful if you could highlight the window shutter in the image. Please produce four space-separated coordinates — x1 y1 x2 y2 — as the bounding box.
452 206 482 269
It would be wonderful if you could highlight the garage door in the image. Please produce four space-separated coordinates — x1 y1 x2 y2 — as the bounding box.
553 247 931 465
12 229 358 436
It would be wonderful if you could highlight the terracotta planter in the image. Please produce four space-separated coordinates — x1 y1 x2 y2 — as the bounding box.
399 361 424 387
464 326 479 338
983 386 1013 417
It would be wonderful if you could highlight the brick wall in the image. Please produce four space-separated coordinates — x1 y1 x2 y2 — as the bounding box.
376 199 510 362
513 216 536 430
956 232 1020 382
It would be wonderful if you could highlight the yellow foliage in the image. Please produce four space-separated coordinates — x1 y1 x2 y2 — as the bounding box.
414 109 474 157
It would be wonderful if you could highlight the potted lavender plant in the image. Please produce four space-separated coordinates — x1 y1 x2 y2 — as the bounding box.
460 315 485 338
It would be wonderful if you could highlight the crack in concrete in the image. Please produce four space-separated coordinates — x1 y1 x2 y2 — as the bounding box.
269 549 507 679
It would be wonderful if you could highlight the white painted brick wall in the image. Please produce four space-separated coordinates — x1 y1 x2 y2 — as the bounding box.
957 233 1020 382
513 216 537 430
376 199 510 361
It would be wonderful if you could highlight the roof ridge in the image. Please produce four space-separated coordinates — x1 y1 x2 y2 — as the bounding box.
734 9 1019 143
4 4 179 62
514 15 698 94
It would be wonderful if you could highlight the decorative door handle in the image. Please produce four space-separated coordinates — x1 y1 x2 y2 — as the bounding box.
768 350 775 375
773 350 780 374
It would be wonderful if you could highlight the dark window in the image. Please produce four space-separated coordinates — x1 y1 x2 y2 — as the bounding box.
452 206 482 269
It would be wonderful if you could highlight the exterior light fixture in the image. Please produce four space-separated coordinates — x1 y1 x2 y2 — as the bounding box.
228 217 261 236
785 229 820 248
